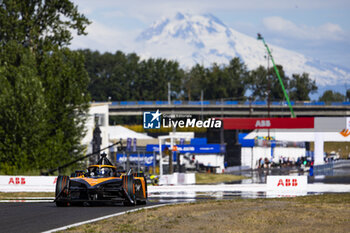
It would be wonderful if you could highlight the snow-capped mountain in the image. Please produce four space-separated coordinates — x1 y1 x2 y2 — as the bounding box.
136 13 350 87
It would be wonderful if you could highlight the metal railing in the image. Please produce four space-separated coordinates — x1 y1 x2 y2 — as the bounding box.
108 100 350 106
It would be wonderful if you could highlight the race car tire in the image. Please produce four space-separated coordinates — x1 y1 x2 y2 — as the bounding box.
122 175 136 206
142 175 148 199
134 172 148 199
55 175 70 207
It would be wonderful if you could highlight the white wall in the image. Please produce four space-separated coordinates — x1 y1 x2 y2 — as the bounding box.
0 176 56 192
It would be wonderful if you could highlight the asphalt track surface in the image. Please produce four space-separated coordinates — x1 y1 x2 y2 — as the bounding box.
0 201 165 233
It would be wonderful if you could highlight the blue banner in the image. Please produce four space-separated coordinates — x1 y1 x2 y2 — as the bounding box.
116 153 154 166
146 144 223 154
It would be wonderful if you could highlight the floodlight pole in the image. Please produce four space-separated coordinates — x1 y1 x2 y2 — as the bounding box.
257 33 296 118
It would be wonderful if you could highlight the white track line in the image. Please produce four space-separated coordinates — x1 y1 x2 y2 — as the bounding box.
2 197 54 200
0 200 53 203
42 203 177 233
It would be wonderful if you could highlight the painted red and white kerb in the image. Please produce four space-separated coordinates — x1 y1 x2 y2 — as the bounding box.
266 176 307 194
0 176 56 192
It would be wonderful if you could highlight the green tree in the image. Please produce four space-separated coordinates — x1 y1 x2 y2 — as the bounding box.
346 89 350 102
205 63 226 99
248 65 290 101
0 42 47 173
289 73 317 101
83 50 185 101
0 1 90 173
269 65 289 100
134 58 184 100
0 0 90 50
185 58 248 101
319 90 345 102
38 48 90 169
247 65 268 99
83 50 130 101
184 64 208 100
224 58 248 99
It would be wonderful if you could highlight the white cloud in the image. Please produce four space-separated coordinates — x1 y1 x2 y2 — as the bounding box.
70 20 140 53
73 0 349 25
263 16 345 41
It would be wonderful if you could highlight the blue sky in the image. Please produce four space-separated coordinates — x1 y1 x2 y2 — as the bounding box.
71 0 350 69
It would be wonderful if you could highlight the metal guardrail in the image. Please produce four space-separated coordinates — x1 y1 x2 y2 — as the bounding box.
313 162 334 176
313 160 350 176
109 100 350 106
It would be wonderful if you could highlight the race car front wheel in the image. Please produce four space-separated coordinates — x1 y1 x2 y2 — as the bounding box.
122 175 136 206
55 175 70 207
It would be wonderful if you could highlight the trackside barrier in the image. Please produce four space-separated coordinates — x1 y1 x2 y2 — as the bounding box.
159 173 196 185
266 175 307 195
0 176 56 192
0 173 196 192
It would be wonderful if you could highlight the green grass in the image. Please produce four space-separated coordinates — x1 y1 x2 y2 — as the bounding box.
195 173 247 184
64 193 350 233
0 192 54 198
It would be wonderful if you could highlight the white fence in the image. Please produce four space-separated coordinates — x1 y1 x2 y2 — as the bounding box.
0 176 56 192
0 173 196 192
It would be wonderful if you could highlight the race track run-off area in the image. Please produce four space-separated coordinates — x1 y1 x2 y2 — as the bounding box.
1 183 350 232
0 201 166 233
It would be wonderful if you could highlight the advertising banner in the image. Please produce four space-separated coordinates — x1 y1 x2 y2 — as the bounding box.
266 175 307 194
0 176 56 192
223 118 314 130
116 153 154 166
146 144 222 153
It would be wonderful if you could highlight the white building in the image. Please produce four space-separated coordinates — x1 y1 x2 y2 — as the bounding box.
81 103 109 155
81 103 157 160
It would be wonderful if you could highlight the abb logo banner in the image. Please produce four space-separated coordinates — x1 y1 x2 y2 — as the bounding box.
267 176 307 194
222 117 314 130
277 178 298 187
8 177 26 185
255 120 271 128
0 176 56 192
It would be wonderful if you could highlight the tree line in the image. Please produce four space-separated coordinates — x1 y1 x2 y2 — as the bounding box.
83 50 350 103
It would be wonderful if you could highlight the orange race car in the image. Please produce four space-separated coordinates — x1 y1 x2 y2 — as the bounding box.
54 154 147 207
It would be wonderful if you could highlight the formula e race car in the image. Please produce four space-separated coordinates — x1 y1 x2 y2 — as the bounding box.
54 154 147 207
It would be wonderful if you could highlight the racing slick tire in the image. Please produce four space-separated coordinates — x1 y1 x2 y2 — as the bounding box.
55 175 70 207
122 175 136 206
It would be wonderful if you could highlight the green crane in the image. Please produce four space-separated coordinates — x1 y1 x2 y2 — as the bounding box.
257 33 296 118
